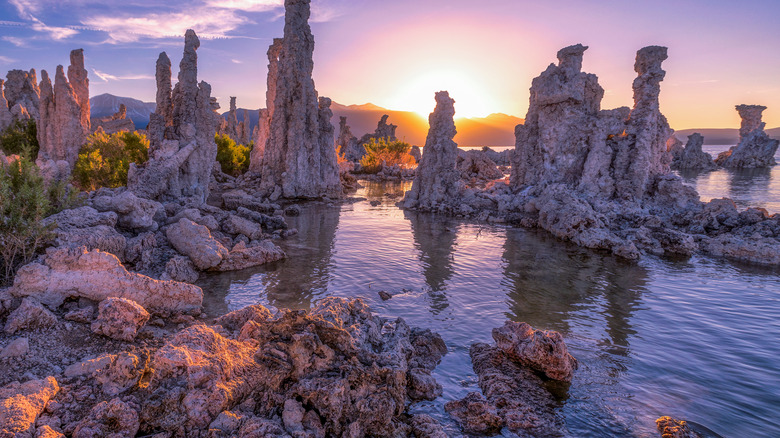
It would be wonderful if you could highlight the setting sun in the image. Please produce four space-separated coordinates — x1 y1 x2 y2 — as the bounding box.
387 69 495 119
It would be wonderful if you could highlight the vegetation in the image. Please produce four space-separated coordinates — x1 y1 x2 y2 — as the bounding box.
359 138 417 174
215 133 252 176
73 130 149 191
0 156 80 285
0 119 39 160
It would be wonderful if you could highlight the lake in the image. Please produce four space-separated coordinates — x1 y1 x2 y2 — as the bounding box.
199 177 780 437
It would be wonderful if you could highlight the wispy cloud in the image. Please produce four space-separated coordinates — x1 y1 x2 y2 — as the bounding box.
205 0 283 12
1 36 27 47
231 59 243 64
82 8 252 43
92 68 153 82
0 56 17 63
9 0 79 40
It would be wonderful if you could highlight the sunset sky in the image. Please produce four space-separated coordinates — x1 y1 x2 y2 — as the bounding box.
1 0 779 128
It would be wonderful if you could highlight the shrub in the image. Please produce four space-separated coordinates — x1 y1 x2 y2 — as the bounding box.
0 156 79 285
0 119 39 160
359 138 417 174
73 131 149 191
215 134 251 176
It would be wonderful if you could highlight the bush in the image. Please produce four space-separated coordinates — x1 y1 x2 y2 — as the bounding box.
0 119 39 160
73 131 149 191
359 138 417 174
215 134 251 176
0 156 79 285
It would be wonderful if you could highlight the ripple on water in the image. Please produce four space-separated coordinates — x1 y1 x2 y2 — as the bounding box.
198 181 780 438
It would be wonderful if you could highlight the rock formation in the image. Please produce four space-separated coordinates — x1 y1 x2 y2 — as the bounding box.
67 49 90 135
457 149 504 182
715 105 778 168
37 65 87 172
4 69 40 121
226 96 239 141
512 44 672 200
0 79 13 131
447 322 573 436
259 0 341 199
249 108 269 172
337 116 358 160
91 103 135 134
128 30 220 204
672 133 717 171
241 108 250 144
345 114 399 163
403 91 462 210
11 246 203 314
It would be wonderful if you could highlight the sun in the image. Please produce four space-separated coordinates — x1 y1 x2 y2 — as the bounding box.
387 70 495 119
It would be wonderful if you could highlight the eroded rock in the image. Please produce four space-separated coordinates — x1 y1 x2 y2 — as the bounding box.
492 321 578 382
0 377 59 438
672 133 717 171
259 0 341 199
716 105 779 168
91 298 151 341
11 246 203 314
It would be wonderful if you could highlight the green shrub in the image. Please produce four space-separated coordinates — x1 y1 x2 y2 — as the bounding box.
0 156 79 285
0 119 39 160
73 131 149 191
359 138 416 174
215 134 251 176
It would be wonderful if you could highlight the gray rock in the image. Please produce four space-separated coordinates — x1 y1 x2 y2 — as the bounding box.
716 105 779 168
0 337 29 358
673 133 717 171
403 91 462 210
167 218 229 270
259 0 341 199
5 298 58 334
91 297 150 341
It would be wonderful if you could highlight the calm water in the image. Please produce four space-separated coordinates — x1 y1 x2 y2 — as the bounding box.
677 145 780 213
199 179 780 437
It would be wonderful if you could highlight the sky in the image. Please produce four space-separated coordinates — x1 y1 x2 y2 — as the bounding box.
1 0 779 129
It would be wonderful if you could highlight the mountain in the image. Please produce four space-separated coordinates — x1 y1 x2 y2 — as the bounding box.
91 93 522 146
674 127 780 145
89 94 156 128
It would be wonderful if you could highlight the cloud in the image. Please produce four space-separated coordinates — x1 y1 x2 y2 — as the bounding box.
0 56 17 63
82 8 252 43
2 36 27 47
205 0 283 12
92 68 154 82
231 59 243 64
9 0 79 40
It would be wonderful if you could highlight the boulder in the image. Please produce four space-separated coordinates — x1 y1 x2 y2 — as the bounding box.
4 298 58 334
0 337 29 358
492 321 578 381
0 377 59 438
166 218 229 270
72 398 139 438
11 246 203 314
445 392 503 435
91 298 151 341
92 191 164 232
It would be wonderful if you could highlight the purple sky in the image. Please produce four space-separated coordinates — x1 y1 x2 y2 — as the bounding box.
1 0 779 128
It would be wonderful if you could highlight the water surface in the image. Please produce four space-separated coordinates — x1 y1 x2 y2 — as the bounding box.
200 180 779 437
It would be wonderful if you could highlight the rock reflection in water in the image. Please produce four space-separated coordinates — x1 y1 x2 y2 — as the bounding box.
405 210 456 314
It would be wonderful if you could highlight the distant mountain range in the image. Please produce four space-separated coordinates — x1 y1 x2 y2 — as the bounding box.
92 94 778 147
90 94 523 146
90 94 157 128
674 128 780 146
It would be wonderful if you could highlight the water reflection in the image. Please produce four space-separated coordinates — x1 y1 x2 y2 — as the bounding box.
262 204 341 310
679 145 780 213
501 228 646 357
405 210 456 314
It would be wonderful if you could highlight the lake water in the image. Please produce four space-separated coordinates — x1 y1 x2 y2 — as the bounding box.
199 178 780 437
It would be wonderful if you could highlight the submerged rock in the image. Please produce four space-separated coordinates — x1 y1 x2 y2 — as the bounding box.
445 391 503 435
656 416 702 438
259 0 341 199
716 105 779 168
